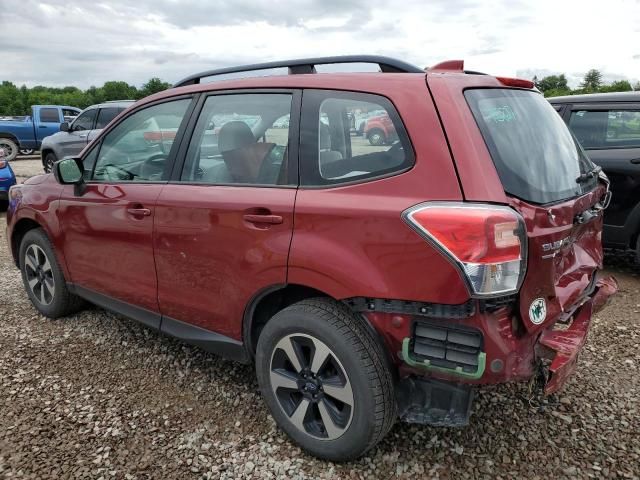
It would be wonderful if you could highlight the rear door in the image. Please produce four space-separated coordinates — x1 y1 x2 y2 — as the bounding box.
154 90 299 340
36 107 63 142
58 97 194 325
567 104 640 246
464 88 607 331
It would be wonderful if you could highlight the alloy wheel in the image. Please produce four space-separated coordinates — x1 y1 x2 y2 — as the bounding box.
24 244 55 305
269 333 354 440
0 139 16 160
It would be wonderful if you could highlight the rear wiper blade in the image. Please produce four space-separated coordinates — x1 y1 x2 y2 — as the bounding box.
576 165 602 184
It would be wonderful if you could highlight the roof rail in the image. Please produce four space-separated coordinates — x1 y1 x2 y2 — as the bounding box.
172 55 425 88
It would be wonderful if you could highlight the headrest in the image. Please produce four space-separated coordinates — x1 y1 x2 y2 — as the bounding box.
218 121 255 153
319 122 331 150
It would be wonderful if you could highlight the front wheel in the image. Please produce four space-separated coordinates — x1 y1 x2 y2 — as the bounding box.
19 228 85 318
19 148 34 156
43 152 57 173
0 138 18 161
256 298 396 461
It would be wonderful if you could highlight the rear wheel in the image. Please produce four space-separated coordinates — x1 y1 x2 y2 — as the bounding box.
0 138 18 161
43 152 57 173
367 128 386 146
19 228 85 318
19 148 34 156
256 298 396 461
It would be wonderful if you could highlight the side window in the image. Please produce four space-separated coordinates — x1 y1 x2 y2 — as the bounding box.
605 110 640 148
181 93 292 185
39 108 60 123
71 109 97 132
82 146 98 181
300 90 414 185
95 108 120 129
92 99 191 182
570 110 640 149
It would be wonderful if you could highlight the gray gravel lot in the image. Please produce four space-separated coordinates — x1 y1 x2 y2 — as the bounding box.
1 159 639 479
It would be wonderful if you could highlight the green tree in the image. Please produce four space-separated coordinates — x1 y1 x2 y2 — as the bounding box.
138 77 171 99
537 74 569 93
101 81 138 101
581 69 603 92
600 80 633 93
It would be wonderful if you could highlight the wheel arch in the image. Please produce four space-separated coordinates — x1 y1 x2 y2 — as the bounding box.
242 283 396 372
10 217 42 267
0 132 20 144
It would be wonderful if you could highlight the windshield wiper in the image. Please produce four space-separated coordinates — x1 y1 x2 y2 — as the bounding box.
576 165 601 184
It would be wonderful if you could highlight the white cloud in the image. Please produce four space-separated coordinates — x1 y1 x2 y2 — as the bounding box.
0 0 638 88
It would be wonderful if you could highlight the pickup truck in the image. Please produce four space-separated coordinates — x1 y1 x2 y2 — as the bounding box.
0 105 81 161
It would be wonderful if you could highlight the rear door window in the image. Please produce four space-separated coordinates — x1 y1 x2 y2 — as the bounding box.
569 109 640 149
300 90 414 185
95 108 121 129
180 93 293 186
465 89 597 205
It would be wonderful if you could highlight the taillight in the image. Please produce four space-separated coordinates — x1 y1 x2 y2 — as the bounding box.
0 160 6 169
403 202 527 297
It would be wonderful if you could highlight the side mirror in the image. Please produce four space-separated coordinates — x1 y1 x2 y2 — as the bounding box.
53 157 85 195
60 122 70 132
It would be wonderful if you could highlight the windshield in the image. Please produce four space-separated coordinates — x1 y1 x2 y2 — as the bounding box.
465 89 597 204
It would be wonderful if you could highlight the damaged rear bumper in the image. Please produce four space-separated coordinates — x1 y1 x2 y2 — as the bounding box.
536 275 618 395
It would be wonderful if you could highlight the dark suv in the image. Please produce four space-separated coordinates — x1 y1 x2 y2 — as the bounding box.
6 56 617 461
550 92 640 261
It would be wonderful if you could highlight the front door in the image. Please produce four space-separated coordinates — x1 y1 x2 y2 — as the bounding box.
154 91 299 340
58 98 194 325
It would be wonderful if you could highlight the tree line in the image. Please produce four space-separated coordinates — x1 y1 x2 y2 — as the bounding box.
534 69 639 97
0 78 171 116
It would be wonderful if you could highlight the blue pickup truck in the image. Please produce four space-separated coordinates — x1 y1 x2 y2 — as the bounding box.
0 105 81 161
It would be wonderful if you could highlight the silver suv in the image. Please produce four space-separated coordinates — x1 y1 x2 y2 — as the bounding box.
40 100 134 172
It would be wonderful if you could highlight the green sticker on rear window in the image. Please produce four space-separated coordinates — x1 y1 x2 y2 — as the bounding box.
481 105 517 123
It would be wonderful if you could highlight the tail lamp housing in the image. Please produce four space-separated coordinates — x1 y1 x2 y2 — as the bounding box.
403 202 527 297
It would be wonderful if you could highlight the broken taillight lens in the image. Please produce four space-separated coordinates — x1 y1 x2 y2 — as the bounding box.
403 203 527 297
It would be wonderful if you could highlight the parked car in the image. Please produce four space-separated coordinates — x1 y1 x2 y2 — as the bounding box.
363 111 397 145
40 100 134 172
0 105 81 161
6 56 617 461
549 92 640 262
0 147 17 211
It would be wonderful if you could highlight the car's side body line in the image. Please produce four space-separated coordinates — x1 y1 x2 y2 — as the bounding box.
68 283 250 363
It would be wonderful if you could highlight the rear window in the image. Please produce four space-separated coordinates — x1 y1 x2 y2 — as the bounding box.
465 89 597 205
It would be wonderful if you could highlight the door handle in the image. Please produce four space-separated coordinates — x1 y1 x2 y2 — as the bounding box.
127 207 151 217
79 134 88 139
39 125 47 128
243 214 283 225
630 158 640 164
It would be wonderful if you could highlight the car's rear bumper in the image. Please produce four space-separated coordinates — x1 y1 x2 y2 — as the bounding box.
536 275 618 394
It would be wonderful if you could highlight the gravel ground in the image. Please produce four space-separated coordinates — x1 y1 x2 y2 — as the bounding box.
1 159 639 479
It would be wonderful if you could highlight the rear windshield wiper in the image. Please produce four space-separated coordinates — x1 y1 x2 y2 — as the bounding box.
576 165 602 184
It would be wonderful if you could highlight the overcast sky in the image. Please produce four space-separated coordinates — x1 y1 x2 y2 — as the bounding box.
1 0 639 89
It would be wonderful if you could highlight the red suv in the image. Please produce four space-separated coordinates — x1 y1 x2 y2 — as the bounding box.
5 56 617 461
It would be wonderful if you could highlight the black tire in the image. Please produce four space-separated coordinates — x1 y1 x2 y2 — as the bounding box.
0 137 18 161
19 228 85 318
635 234 640 265
367 128 386 146
256 298 396 461
19 148 34 156
43 152 57 173
0 200 8 212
